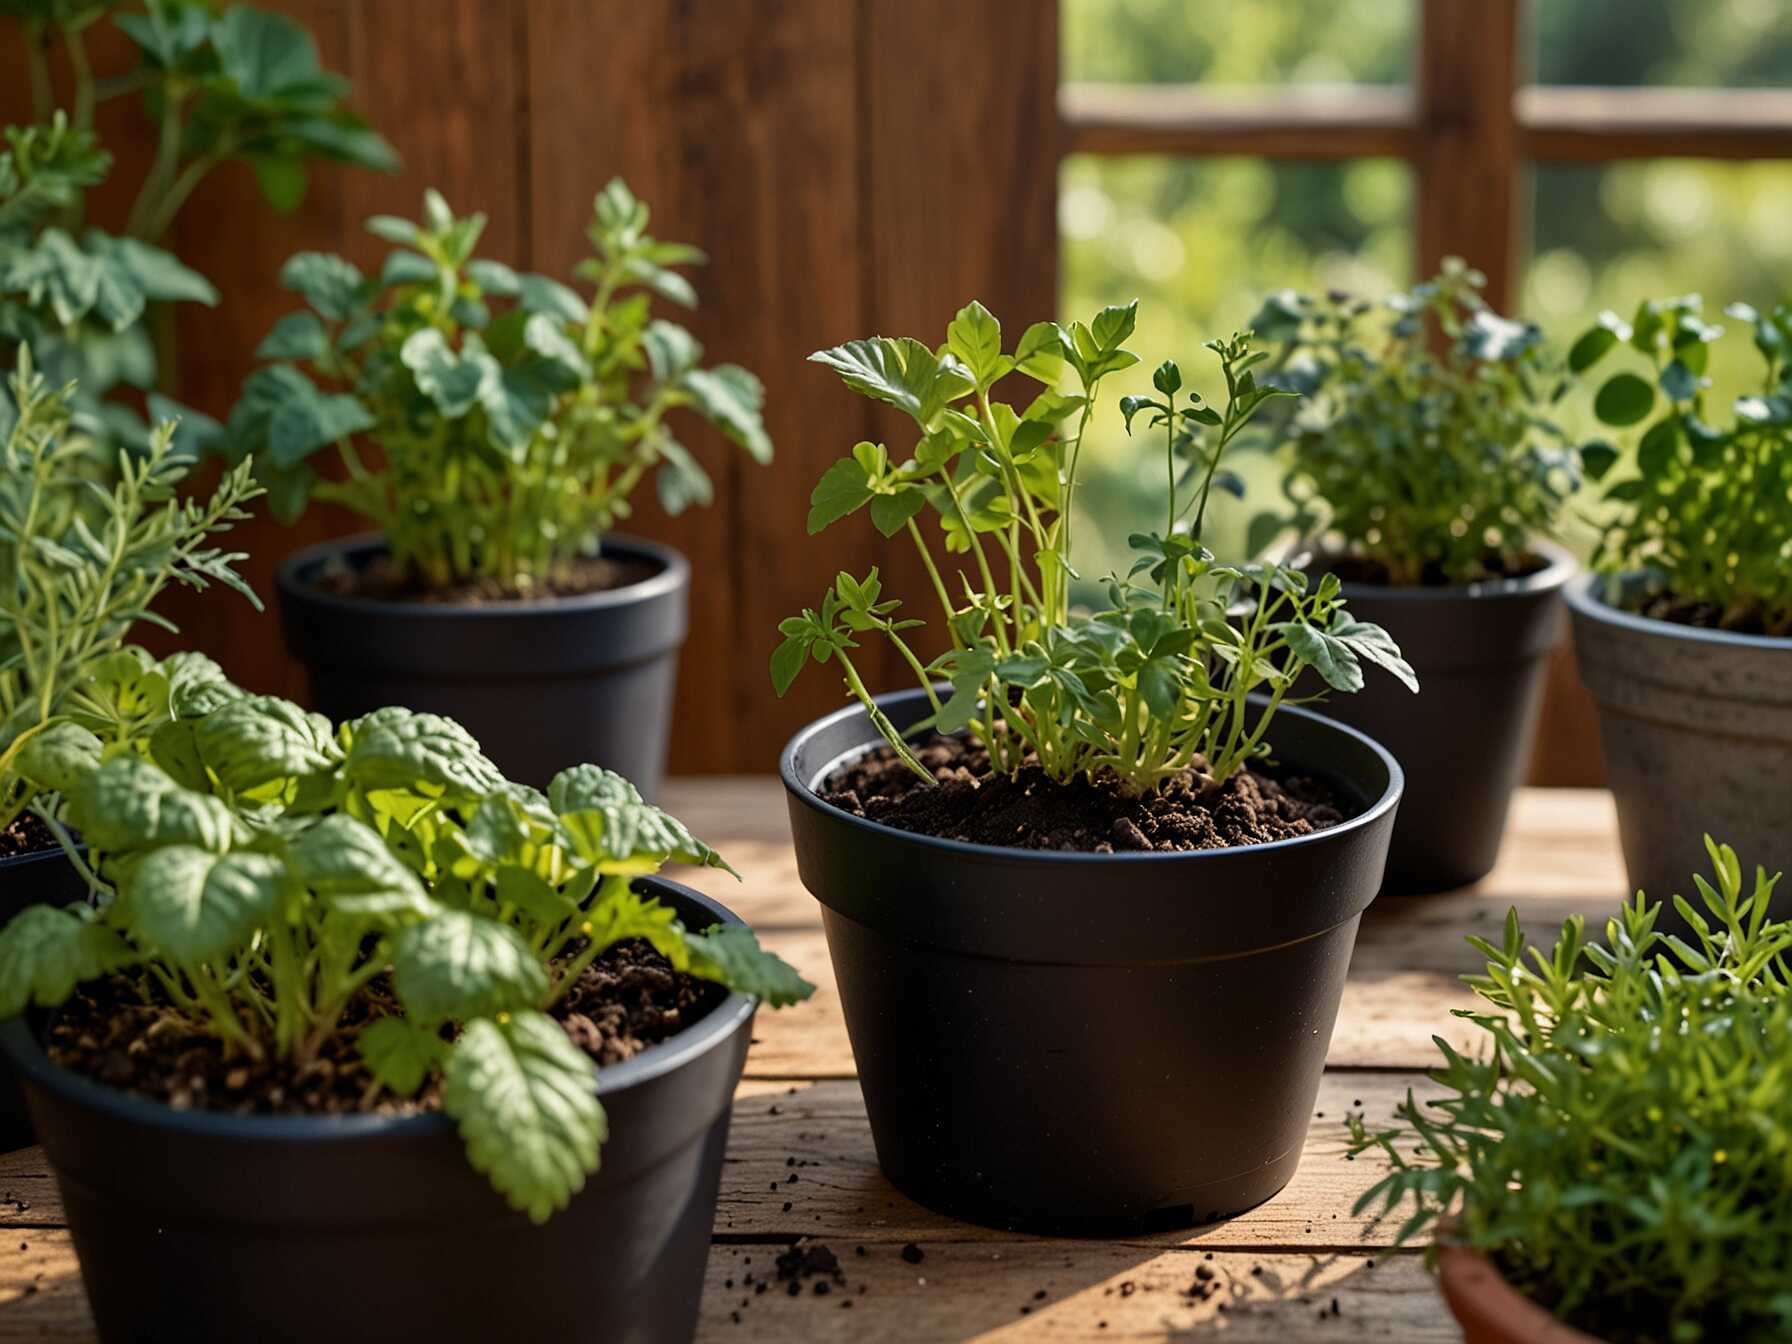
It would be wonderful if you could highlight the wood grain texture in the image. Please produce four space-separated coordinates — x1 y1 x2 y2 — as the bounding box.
0 780 1623 1341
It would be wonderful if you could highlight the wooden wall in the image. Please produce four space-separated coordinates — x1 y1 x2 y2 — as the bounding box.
4 0 1599 782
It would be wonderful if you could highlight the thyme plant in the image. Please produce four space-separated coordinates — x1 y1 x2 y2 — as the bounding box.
1247 261 1582 585
1350 839 1792 1344
224 182 772 593
773 301 1415 796
0 352 260 838
0 688 811 1222
1574 294 1792 635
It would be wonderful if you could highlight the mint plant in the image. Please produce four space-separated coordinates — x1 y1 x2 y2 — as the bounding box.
1349 839 1792 1343
223 182 772 593
0 351 260 840
2 3 395 448
1246 261 1582 585
773 301 1415 796
0 692 811 1222
1573 295 1792 635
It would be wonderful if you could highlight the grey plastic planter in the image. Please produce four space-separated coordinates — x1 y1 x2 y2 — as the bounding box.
1317 541 1574 894
1566 574 1792 919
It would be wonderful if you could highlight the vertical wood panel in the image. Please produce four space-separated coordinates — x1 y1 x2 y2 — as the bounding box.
527 0 868 775
862 0 1062 673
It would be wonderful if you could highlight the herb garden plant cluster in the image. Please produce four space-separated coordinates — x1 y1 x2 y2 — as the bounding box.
0 19 1788 1337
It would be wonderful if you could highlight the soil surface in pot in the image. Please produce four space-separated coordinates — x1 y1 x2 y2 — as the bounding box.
0 811 59 860
317 553 661 606
1632 588 1776 637
822 734 1347 853
43 938 723 1116
1326 549 1546 587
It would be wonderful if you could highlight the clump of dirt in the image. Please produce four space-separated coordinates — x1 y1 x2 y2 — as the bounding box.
821 733 1348 854
317 553 659 606
0 812 59 861
44 938 722 1116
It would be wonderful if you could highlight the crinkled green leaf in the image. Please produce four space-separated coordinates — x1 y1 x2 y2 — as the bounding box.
392 909 547 1024
443 1012 606 1223
806 456 873 534
279 252 364 321
547 765 732 876
124 846 284 963
686 924 814 1007
0 906 133 1020
359 1015 445 1097
194 695 340 796
286 814 436 924
342 707 506 801
69 757 242 854
13 721 102 794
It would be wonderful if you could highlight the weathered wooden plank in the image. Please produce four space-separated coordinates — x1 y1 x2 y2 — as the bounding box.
0 1229 87 1340
697 1244 1445 1341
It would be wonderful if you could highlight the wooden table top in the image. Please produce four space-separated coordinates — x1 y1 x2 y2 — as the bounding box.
0 781 1626 1342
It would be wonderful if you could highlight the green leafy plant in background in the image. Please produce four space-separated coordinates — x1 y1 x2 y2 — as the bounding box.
1245 260 1583 586
1573 294 1792 635
0 351 260 839
0 687 812 1222
773 301 1414 796
1350 838 1792 1344
1 0 395 446
224 182 772 593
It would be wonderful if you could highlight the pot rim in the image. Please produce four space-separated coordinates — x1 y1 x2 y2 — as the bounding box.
1564 571 1792 652
1436 1241 1609 1344
779 688 1403 867
0 876 755 1144
1323 536 1578 603
274 530 691 621
0 839 84 871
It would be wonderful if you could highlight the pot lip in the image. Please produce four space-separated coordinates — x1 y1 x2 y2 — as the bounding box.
1321 537 1578 603
779 688 1403 866
1435 1240 1610 1344
274 530 691 620
0 838 83 870
1564 571 1792 652
0 876 755 1142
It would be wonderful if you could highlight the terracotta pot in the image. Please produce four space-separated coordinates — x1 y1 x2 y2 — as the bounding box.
1436 1245 1607 1344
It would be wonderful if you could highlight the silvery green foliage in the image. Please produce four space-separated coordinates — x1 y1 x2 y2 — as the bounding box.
0 687 811 1224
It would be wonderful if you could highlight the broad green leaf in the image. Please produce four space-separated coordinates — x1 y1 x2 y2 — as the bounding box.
124 846 284 963
580 881 693 966
1568 325 1616 373
256 312 330 362
443 1012 606 1223
547 765 731 875
69 758 241 854
1327 618 1419 693
1283 622 1363 693
808 336 974 431
342 707 507 801
392 909 548 1023
162 652 244 719
682 366 772 463
642 319 701 382
13 721 101 793
359 1015 445 1097
806 456 873 534
946 300 1010 389
194 696 340 796
655 436 712 515
211 7 323 98
0 906 133 1020
403 328 497 418
286 814 436 924
1594 372 1655 428
279 252 364 321
869 487 927 537
686 924 815 1007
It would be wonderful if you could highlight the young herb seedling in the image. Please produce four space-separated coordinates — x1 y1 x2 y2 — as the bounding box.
774 301 1415 798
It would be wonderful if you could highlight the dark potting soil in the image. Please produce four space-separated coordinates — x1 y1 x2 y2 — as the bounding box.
318 552 660 606
821 733 1348 853
44 938 723 1117
1634 589 1775 637
0 811 58 860
1327 550 1548 587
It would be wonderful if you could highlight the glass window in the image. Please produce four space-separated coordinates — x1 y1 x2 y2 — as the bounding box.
1531 0 1792 87
1063 0 1411 89
1060 155 1411 576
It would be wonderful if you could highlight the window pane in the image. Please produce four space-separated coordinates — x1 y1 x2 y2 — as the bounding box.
1060 155 1411 576
1532 0 1792 87
1524 161 1792 410
1063 0 1410 87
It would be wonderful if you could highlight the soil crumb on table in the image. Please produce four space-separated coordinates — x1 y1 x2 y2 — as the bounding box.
821 733 1349 853
45 939 722 1116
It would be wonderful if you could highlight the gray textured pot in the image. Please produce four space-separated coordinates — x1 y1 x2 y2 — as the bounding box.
1566 574 1792 918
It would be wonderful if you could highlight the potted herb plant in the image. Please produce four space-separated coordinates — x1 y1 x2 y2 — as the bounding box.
1247 261 1580 894
774 301 1413 1231
0 353 261 1150
1566 295 1791 923
1350 838 1790 1343
227 181 772 796
0 693 811 1343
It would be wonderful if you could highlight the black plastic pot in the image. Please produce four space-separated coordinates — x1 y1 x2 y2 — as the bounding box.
1312 542 1574 894
780 690 1401 1233
1 842 88 1153
1 877 754 1344
278 532 688 798
1567 574 1792 923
